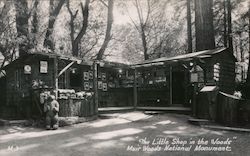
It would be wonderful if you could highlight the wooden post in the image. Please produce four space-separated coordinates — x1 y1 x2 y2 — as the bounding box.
192 61 198 117
169 65 173 105
133 68 138 110
93 61 98 115
54 57 58 99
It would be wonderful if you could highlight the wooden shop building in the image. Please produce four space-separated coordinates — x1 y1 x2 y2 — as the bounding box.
132 47 237 116
0 52 133 119
0 47 237 120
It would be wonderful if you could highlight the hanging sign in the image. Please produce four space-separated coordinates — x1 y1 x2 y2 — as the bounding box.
40 61 48 73
24 65 31 74
190 65 204 83
190 73 198 83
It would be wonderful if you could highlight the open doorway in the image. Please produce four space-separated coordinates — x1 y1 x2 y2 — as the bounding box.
172 71 185 105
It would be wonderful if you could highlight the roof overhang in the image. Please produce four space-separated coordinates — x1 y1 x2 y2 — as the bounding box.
132 47 230 68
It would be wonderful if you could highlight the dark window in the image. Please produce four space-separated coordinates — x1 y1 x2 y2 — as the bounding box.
69 68 81 87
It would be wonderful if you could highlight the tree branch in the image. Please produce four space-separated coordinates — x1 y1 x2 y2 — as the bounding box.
72 0 90 56
99 0 108 7
43 0 66 51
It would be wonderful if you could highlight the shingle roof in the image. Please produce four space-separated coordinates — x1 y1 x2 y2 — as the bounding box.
133 47 236 67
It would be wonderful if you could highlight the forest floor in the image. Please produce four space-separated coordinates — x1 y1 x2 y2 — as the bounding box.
0 112 250 156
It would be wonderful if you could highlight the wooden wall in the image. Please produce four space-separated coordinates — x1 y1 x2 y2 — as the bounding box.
59 98 96 117
204 51 236 94
2 55 134 118
4 55 55 119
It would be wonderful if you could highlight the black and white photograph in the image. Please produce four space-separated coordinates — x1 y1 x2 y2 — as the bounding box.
0 0 250 156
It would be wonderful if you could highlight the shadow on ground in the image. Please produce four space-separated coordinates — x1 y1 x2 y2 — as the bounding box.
0 112 249 156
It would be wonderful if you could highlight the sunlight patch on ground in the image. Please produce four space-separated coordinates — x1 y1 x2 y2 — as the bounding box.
89 128 143 140
208 130 224 136
0 129 69 143
88 118 131 128
163 130 184 135
142 125 157 129
60 137 87 148
153 120 176 125
18 143 40 151
6 128 20 133
92 140 122 149
178 126 188 130
117 112 152 121
163 128 221 137
163 128 222 137
6 126 27 133
120 136 136 142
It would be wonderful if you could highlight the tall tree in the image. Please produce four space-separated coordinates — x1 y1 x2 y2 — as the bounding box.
66 0 90 57
128 0 151 60
0 0 14 71
43 0 65 51
195 0 215 51
187 0 193 53
14 0 29 56
120 0 185 61
96 0 114 60
227 0 233 53
245 4 250 95
30 0 39 48
223 0 228 47
0 0 12 58
123 0 156 60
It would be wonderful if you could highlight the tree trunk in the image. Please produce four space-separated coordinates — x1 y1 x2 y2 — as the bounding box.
66 0 78 55
195 0 215 51
246 7 250 95
223 0 228 47
0 1 11 58
187 0 192 53
96 0 114 60
141 27 149 60
31 0 39 48
72 0 90 57
43 0 65 51
14 0 29 56
227 0 233 53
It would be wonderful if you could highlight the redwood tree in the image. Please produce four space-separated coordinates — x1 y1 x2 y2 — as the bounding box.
195 0 215 51
245 6 250 97
187 0 193 53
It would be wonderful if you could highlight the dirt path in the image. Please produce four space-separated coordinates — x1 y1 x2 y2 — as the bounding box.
0 112 249 156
